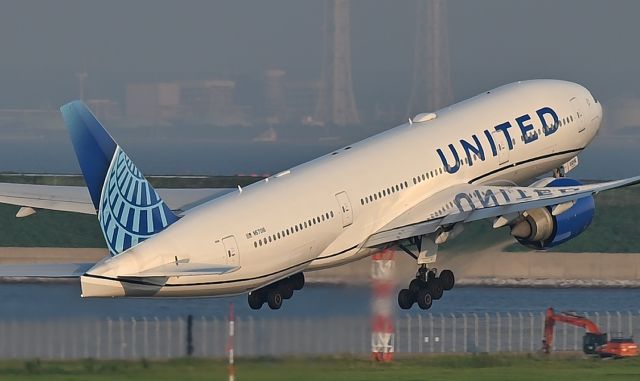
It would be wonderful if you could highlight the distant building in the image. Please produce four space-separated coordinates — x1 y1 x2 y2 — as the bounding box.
125 80 250 127
0 109 61 130
179 80 250 126
264 69 287 125
285 79 323 126
85 99 122 122
125 82 181 126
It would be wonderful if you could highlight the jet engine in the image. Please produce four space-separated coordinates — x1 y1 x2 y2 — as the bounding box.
510 178 595 250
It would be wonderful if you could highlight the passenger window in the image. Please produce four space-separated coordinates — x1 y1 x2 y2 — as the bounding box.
268 236 272 243
259 240 262 247
330 211 334 218
254 242 257 248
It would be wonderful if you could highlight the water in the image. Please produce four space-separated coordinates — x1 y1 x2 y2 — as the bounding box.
1 283 638 320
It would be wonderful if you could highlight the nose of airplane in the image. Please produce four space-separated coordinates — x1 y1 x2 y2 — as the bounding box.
595 99 603 120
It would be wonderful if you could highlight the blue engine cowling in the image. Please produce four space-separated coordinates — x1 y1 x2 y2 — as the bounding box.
511 178 595 250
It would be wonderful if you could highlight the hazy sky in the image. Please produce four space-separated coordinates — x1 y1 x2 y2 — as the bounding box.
0 0 639 176
1 0 640 108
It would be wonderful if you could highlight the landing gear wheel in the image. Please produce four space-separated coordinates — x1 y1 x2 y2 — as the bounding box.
248 291 264 310
291 273 305 291
280 283 294 299
409 278 426 294
267 289 283 310
428 278 444 300
398 289 415 310
416 289 433 310
439 270 455 290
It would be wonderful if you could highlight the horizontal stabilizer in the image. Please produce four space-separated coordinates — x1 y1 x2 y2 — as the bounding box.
0 263 94 278
119 263 240 278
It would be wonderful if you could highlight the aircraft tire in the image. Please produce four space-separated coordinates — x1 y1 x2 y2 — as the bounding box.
267 289 283 310
248 291 264 310
439 270 455 291
416 289 433 310
291 273 305 291
428 278 444 300
398 289 415 310
281 282 294 299
409 278 427 294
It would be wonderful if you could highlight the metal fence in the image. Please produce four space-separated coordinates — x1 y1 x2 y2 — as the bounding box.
0 311 638 359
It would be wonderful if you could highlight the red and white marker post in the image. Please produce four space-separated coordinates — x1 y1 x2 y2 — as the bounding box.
371 249 396 362
226 303 236 381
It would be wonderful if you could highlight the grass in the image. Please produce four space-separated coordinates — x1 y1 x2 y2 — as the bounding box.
0 355 638 381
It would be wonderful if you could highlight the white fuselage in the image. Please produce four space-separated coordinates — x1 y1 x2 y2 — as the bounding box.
80 79 602 297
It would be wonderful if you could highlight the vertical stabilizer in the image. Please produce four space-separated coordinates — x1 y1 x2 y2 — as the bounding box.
60 101 178 256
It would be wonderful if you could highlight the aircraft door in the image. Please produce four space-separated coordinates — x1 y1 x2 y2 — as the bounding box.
492 130 510 165
335 191 353 227
222 235 240 266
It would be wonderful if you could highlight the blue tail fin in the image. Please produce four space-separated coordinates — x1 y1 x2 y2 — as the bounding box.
60 101 178 256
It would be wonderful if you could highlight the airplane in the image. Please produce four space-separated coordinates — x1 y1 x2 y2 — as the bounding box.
0 79 637 311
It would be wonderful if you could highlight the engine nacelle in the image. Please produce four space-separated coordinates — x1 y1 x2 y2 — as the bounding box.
510 178 595 250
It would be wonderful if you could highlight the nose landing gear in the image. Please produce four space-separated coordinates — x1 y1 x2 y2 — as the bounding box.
247 272 305 310
397 265 455 310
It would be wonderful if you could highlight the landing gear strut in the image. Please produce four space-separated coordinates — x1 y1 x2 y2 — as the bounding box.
247 272 305 310
397 265 455 310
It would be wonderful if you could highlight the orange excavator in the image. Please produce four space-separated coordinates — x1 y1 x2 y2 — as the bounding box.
543 307 638 358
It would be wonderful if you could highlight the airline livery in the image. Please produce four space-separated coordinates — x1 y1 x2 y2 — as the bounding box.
0 79 637 310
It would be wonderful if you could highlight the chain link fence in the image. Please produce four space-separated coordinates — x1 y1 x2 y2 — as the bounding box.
0 311 638 359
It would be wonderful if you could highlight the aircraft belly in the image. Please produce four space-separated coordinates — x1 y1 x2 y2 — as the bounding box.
80 261 310 298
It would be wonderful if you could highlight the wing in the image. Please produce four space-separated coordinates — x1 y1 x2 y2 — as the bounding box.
365 176 640 247
0 183 234 216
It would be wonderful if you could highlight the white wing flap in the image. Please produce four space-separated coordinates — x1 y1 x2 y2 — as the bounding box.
365 176 640 247
0 183 234 215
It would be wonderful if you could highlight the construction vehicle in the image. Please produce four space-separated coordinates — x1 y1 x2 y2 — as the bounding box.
543 307 638 358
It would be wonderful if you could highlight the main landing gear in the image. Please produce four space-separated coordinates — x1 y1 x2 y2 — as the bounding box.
247 272 305 310
398 265 455 310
